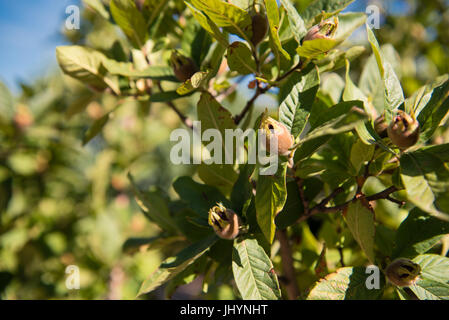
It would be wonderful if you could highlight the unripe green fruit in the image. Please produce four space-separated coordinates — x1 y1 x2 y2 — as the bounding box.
208 203 241 240
250 13 268 46
385 258 421 287
170 51 198 82
260 116 294 156
387 110 420 149
374 114 388 138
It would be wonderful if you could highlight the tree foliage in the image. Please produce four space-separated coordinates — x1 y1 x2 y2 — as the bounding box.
1 0 449 300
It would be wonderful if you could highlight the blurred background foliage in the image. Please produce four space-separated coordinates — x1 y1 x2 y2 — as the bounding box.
1 0 449 299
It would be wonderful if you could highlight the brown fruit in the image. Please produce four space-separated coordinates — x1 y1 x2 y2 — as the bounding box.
385 258 421 287
170 51 198 82
387 110 420 149
208 203 241 240
260 116 294 156
250 13 268 46
302 17 339 43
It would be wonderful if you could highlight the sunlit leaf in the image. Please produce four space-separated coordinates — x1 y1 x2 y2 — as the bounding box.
232 237 281 300
138 234 218 296
307 267 385 300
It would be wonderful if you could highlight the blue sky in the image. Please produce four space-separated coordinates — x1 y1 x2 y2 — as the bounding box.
0 0 77 92
0 0 410 93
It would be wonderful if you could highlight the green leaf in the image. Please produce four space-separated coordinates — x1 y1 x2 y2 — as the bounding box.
0 81 14 121
350 139 375 174
317 46 365 73
344 200 376 264
297 13 365 60
110 0 148 48
189 0 252 41
294 100 367 162
138 234 218 296
255 162 288 244
82 0 110 19
307 267 385 300
182 22 213 68
82 112 111 145
359 44 400 113
264 0 290 63
366 26 404 120
393 208 449 258
176 71 209 95
185 2 229 47
173 176 230 218
400 148 449 221
197 91 237 162
334 13 367 42
343 59 381 146
279 0 307 43
231 164 255 214
122 236 183 254
279 66 320 138
65 91 96 120
299 101 367 144
149 90 186 103
232 237 281 300
198 164 238 196
410 279 449 300
413 254 449 283
56 46 120 94
414 76 449 142
103 59 178 81
128 173 180 235
300 0 355 26
275 180 305 229
227 42 257 75
297 38 337 60
141 0 169 28
164 256 206 298
406 75 449 116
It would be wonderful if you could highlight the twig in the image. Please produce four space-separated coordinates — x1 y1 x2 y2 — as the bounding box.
338 246 345 267
157 83 193 130
365 186 398 201
296 186 399 223
386 196 405 206
276 59 304 83
215 76 245 103
233 84 268 125
276 229 300 300
295 177 309 215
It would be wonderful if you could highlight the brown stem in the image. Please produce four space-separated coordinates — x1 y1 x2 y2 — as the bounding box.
276 59 304 83
233 84 267 125
157 83 193 130
295 177 309 215
365 186 398 201
296 186 399 223
276 229 300 300
386 196 405 206
338 246 345 267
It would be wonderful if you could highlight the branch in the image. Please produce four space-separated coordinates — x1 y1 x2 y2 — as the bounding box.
296 186 399 223
276 229 300 300
276 59 305 83
233 84 267 125
157 83 193 130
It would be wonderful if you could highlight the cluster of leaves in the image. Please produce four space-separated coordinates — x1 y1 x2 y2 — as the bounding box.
6 0 447 300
